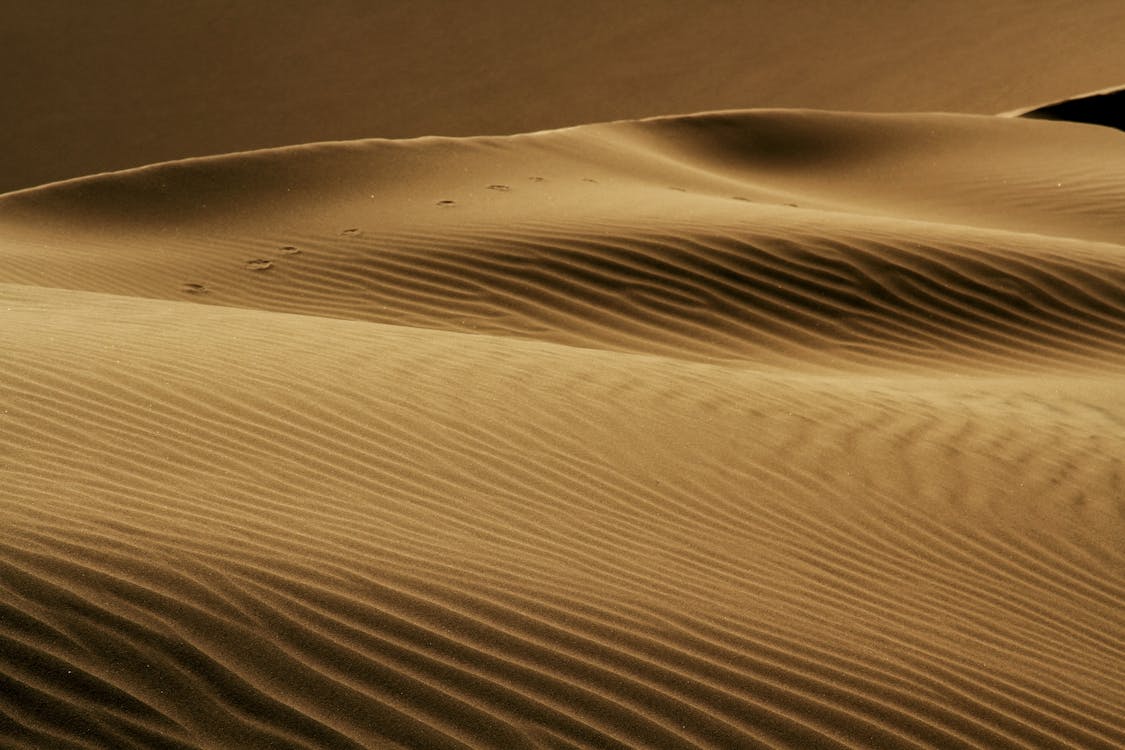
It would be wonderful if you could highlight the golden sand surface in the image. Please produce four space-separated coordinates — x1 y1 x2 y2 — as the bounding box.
2 4 1123 748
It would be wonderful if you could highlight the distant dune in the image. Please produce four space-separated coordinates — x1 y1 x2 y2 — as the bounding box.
6 0 1125 193
1 106 1123 748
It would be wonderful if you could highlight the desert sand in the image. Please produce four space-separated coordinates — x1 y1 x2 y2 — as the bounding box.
2 4 1124 750
8 0 1125 194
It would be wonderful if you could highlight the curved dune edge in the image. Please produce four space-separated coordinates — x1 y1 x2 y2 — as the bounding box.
8 0 1125 194
3 109 1125 243
1 109 1124 748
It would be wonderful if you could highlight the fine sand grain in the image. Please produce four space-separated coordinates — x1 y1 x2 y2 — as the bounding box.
1 105 1123 748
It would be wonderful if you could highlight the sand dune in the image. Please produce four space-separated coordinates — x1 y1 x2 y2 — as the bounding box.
2 109 1124 748
4 111 1125 368
8 0 1125 193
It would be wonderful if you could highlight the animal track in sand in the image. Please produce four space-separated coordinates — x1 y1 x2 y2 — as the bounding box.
487 184 511 191
436 200 456 207
581 178 599 183
181 283 208 294
528 176 545 182
245 259 274 271
340 228 362 236
278 245 302 256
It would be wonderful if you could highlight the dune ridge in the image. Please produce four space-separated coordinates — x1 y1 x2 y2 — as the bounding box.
8 0 1125 194
1 109 1124 748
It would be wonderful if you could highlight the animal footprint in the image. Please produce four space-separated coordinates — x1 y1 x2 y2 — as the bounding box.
528 176 545 182
246 259 274 271
279 245 302 256
487 184 510 192
436 200 456 207
731 196 753 202
581 178 599 183
182 283 208 294
340 228 361 236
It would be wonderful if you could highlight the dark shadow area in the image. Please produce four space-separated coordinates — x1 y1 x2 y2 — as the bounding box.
1020 88 1125 132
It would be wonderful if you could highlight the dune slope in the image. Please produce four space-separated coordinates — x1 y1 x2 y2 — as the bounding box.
1 110 1123 748
8 0 1125 193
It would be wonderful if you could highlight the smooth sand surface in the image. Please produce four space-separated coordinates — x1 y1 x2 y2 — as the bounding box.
7 0 1125 193
1 104 1124 748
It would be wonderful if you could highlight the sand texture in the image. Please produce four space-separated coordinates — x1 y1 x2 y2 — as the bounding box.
0 106 1123 748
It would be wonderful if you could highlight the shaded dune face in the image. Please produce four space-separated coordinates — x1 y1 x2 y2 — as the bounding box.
1015 87 1125 132
1 110 1124 748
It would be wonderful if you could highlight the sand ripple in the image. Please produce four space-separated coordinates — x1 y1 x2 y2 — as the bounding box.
1 109 1123 748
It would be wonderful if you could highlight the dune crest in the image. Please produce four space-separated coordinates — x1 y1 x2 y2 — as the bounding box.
8 0 1125 194
2 109 1124 748
6 109 1125 240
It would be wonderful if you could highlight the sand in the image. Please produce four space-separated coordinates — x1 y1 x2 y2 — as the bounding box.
7 0 1125 194
2 6 1125 750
